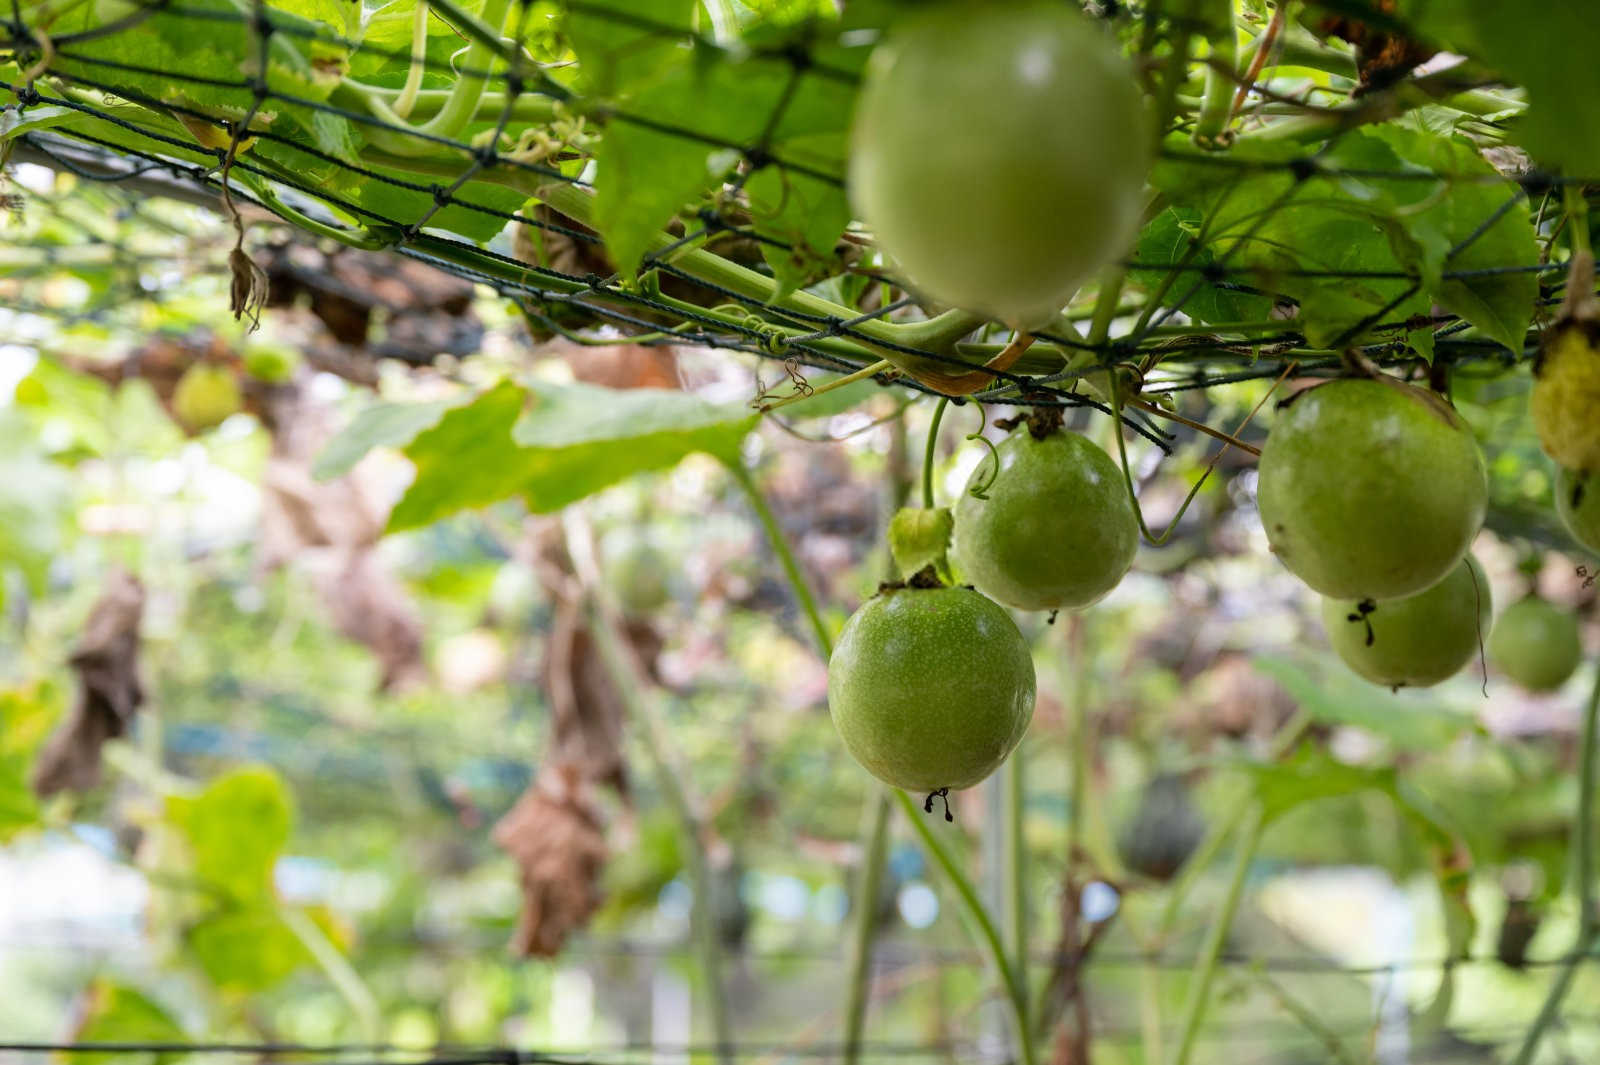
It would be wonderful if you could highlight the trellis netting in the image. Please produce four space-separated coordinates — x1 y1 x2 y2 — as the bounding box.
3 0 1594 430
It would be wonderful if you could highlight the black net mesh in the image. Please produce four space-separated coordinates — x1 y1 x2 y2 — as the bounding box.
0 0 1589 438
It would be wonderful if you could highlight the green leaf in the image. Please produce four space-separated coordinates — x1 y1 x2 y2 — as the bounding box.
72 980 187 1065
166 766 293 906
1252 654 1478 752
888 507 952 579
1133 206 1275 324
313 398 460 481
1368 126 1537 352
388 380 757 531
747 159 852 298
187 908 310 991
1404 1 1600 176
592 117 725 278
565 0 695 97
0 683 63 842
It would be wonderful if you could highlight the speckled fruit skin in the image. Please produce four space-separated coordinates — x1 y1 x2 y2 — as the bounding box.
1556 466 1600 555
1489 597 1582 692
953 429 1138 611
828 586 1035 792
1320 555 1491 689
848 2 1149 327
1532 322 1600 473
1257 378 1487 600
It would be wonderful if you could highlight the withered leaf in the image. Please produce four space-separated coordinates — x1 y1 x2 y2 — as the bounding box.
492 763 608 958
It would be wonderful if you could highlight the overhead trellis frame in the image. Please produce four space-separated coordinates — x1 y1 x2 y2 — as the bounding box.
0 0 1592 425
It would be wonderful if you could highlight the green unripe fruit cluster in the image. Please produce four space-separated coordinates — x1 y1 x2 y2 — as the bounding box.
1321 555 1490 689
1489 597 1582 692
828 585 1035 793
849 1 1149 326
953 428 1138 611
1258 378 1487 601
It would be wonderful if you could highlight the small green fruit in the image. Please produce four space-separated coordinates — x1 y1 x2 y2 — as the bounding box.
1117 774 1206 881
242 344 301 384
1321 554 1491 689
953 428 1138 611
1555 466 1600 555
1258 378 1487 600
1489 597 1582 692
849 2 1149 326
828 585 1035 792
606 539 670 617
171 363 243 433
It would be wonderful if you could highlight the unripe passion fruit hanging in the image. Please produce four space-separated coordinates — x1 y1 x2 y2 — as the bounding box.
1257 378 1487 600
828 585 1035 793
848 2 1150 327
171 363 243 434
1320 554 1490 689
953 426 1138 611
1532 319 1600 474
1556 466 1600 556
1489 596 1582 692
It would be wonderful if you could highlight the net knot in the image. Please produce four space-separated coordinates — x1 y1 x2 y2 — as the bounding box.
429 183 452 206
743 145 775 172
1519 170 1554 198
473 143 500 168
251 11 276 39
1287 156 1319 183
696 207 727 232
1201 261 1227 284
505 72 524 98
15 84 41 107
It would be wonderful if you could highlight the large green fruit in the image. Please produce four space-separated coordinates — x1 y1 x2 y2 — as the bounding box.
828 585 1035 793
1555 466 1600 555
1258 378 1487 600
848 2 1149 327
1320 555 1491 689
171 363 243 433
1489 597 1582 692
953 428 1138 611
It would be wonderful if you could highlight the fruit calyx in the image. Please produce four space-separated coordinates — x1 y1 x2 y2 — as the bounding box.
994 404 1064 441
876 565 947 594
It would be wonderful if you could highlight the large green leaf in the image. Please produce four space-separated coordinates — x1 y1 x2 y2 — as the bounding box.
72 980 188 1065
388 379 757 531
1252 654 1479 752
166 766 293 906
313 398 460 480
187 908 310 991
1403 1 1600 177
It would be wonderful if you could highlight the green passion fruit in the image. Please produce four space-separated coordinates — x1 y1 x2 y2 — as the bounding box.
171 363 243 433
605 539 671 617
1320 554 1491 689
1556 466 1600 555
1257 378 1487 600
1489 596 1582 692
848 2 1150 327
953 426 1138 611
828 584 1035 794
1532 320 1600 473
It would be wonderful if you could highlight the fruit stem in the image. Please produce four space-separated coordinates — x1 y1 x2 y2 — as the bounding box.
1565 183 1592 260
842 789 892 1064
893 788 1037 1065
1170 801 1265 1065
584 597 732 1065
725 459 834 659
1510 655 1600 1065
1191 0 1239 149
1004 746 1029 1033
922 397 950 509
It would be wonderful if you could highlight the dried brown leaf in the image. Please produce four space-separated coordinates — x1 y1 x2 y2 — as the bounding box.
31 570 145 798
492 763 608 957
